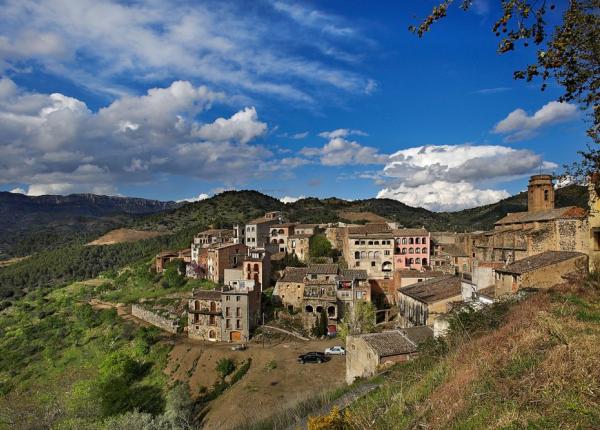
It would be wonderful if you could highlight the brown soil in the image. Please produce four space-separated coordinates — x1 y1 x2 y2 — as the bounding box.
166 337 347 429
338 211 390 223
0 256 29 267
86 228 165 246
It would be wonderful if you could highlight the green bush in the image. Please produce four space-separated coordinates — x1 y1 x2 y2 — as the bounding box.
216 358 236 380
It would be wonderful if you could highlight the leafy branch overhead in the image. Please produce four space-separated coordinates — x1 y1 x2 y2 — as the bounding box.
410 0 600 173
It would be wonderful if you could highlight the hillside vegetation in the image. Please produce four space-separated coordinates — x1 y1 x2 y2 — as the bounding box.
308 277 600 429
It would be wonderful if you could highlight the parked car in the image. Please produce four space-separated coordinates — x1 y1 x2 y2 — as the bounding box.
297 352 326 364
231 343 247 351
325 346 346 355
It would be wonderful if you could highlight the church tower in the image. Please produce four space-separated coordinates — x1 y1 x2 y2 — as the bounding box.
528 174 554 212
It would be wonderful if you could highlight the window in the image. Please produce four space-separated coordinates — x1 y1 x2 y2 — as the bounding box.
371 261 376 267
374 241 379 245
544 189 549 201
236 307 241 317
415 258 421 264
354 251 360 259
368 241 373 245
225 307 231 317
415 237 420 244
355 240 360 245
236 319 241 329
225 296 230 301
355 261 360 267
236 296 240 301
360 240 365 245
402 238 407 244
226 319 231 329
409 238 414 244
422 247 428 254
384 250 390 256
409 247 414 254
422 237 427 244
402 248 407 255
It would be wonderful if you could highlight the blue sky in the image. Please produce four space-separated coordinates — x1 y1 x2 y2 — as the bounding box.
0 0 589 210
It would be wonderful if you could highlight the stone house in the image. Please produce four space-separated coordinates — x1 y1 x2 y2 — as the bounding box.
393 228 431 270
269 222 297 253
394 269 445 289
188 290 223 341
191 228 233 262
397 275 463 327
206 243 248 284
473 175 588 264
244 211 284 249
494 251 588 296
273 267 308 310
242 247 271 291
131 302 182 334
342 223 395 279
287 234 311 262
294 223 319 236
346 327 433 384
155 249 190 273
222 279 261 342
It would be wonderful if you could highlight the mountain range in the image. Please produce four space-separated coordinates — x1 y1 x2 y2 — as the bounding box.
0 185 588 260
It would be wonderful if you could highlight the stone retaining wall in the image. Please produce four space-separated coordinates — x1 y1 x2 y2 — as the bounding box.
131 304 180 334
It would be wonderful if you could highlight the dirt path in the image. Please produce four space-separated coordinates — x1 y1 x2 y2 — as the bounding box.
262 325 310 341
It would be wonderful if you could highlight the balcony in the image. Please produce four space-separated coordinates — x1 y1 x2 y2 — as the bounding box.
188 308 221 316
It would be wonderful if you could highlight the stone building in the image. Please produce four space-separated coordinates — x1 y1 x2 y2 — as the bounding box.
588 177 600 271
131 302 182 334
269 222 297 253
287 234 311 262
394 269 445 289
294 223 319 236
473 175 588 264
222 279 261 342
494 251 588 296
206 243 248 284
244 211 283 249
191 228 233 262
155 249 190 273
188 290 223 341
346 327 433 384
397 275 463 327
393 228 431 270
273 267 308 310
242 247 271 291
187 280 261 343
342 223 395 278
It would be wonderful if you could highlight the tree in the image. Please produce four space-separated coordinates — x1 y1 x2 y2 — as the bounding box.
309 234 333 259
162 259 186 289
216 358 235 380
338 301 376 340
319 308 328 337
411 0 600 178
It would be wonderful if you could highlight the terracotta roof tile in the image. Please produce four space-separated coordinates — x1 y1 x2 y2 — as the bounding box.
495 251 586 275
398 275 462 303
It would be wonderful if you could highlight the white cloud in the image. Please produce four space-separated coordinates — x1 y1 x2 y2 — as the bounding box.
376 144 557 211
0 78 282 195
377 181 509 212
280 195 305 204
0 0 374 103
493 101 578 141
9 187 25 194
177 193 210 203
318 128 368 139
193 107 267 144
289 131 309 139
302 137 387 166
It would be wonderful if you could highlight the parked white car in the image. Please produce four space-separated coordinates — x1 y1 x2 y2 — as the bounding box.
324 346 346 355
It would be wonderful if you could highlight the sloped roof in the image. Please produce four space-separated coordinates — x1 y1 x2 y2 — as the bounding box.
306 263 339 275
393 228 429 237
191 289 222 300
340 269 368 281
495 206 587 226
361 330 417 357
398 275 462 304
295 223 319 229
495 251 586 275
396 269 444 278
399 326 434 344
347 223 393 237
279 267 308 283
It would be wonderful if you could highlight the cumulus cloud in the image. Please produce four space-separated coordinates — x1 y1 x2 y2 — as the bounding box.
302 129 383 166
193 107 266 144
376 144 557 211
0 0 375 103
177 193 210 203
280 195 306 204
493 101 578 141
0 78 279 195
377 181 509 212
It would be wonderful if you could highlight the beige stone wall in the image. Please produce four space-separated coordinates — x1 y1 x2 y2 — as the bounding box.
589 183 600 271
346 336 379 384
397 292 462 327
273 281 305 309
131 304 180 334
188 298 222 341
345 237 394 278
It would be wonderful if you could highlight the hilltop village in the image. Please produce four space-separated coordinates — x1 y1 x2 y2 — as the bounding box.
142 174 596 384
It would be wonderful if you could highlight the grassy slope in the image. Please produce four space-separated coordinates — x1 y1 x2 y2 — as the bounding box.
339 279 600 429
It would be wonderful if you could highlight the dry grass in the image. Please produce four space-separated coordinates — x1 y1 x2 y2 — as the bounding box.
86 228 165 245
338 211 390 223
342 280 600 430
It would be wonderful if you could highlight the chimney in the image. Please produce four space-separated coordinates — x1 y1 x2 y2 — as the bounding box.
527 174 554 212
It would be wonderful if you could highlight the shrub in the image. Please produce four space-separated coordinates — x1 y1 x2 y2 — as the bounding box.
216 358 236 380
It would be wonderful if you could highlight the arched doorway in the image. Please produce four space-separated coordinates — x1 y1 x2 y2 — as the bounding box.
327 306 336 317
305 305 313 313
208 330 216 341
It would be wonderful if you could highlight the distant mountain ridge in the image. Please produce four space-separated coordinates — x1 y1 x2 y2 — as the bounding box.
0 185 588 259
0 192 181 258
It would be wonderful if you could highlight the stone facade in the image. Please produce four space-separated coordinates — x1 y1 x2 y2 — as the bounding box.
244 211 283 249
269 223 297 253
243 248 271 291
131 304 181 334
494 251 588 296
287 234 311 262
188 290 223 341
397 275 463 327
222 280 260 342
588 178 600 271
206 243 248 283
342 224 394 278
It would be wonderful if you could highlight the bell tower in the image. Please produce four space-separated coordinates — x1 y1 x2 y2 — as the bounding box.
527 175 554 212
